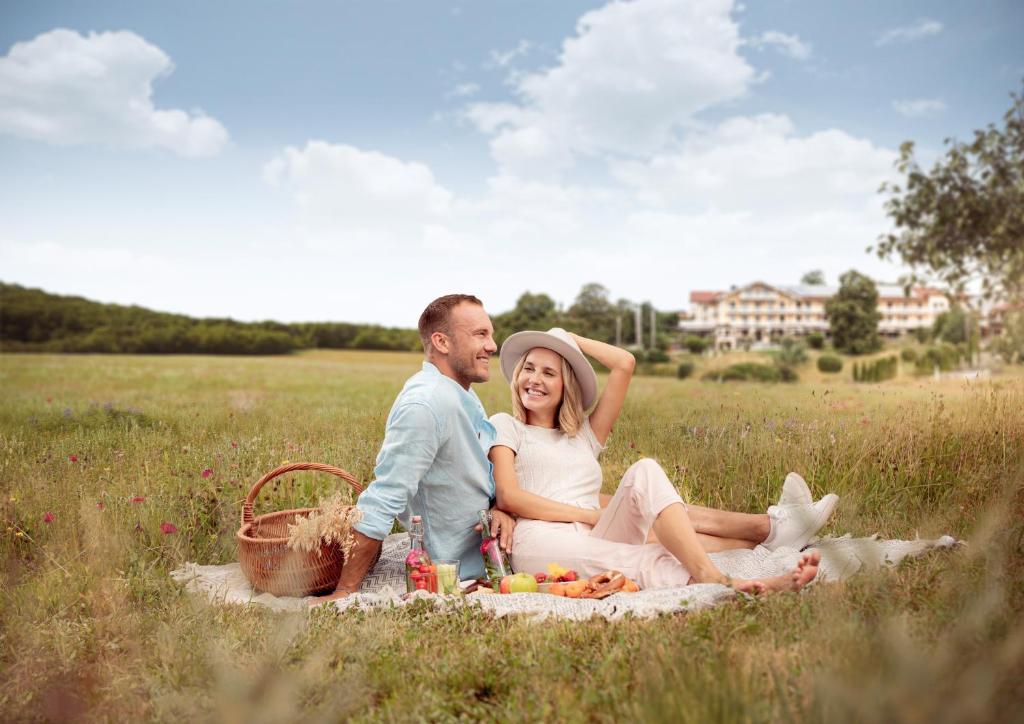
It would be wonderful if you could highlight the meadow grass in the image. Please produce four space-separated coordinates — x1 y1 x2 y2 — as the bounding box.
1 350 1022 722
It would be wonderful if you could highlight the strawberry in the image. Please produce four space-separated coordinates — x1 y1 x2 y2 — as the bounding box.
534 572 547 583
561 570 577 582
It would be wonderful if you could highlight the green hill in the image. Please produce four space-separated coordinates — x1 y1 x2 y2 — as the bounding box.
0 282 419 355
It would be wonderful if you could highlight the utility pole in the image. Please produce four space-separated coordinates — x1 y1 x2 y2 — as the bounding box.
635 304 643 349
650 305 656 350
615 316 622 347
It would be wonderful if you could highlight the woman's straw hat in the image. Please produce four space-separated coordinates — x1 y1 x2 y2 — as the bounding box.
499 328 598 409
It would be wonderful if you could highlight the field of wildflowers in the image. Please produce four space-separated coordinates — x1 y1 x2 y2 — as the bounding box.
1 350 1021 721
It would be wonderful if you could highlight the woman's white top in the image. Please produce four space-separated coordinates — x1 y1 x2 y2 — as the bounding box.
489 412 605 511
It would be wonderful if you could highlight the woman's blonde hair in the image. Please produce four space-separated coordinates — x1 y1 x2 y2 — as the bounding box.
510 349 585 436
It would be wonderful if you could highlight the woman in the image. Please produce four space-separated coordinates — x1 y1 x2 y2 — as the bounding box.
488 328 838 594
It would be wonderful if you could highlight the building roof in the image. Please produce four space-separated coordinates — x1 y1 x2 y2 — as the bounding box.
689 290 720 303
687 281 948 305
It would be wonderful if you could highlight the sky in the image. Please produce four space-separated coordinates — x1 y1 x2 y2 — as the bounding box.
1 0 1022 326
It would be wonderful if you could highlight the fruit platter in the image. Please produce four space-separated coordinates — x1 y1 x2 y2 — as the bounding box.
477 562 641 598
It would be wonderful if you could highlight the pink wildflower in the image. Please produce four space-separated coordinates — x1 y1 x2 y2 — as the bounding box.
43 511 55 524
96 502 105 510
231 441 238 449
131 495 145 503
201 468 213 478
160 522 178 535
69 455 78 462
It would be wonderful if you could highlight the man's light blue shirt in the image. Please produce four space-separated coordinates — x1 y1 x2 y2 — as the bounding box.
354 362 496 579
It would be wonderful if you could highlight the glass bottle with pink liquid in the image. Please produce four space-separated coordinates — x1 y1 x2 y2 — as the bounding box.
404 515 436 593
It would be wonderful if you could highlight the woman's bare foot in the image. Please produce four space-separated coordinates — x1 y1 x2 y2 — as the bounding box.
729 550 821 595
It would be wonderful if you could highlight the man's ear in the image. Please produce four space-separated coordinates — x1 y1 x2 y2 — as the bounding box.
430 331 450 356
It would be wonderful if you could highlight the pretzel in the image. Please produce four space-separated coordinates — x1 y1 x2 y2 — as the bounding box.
583 570 626 599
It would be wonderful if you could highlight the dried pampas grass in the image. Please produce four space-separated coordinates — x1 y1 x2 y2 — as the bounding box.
286 493 363 559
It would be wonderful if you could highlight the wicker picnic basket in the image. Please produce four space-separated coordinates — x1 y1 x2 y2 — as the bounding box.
237 462 363 597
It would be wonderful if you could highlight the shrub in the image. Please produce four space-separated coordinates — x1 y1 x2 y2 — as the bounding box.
806 332 825 350
855 355 898 382
643 348 670 363
900 348 918 363
775 338 808 367
676 361 695 379
915 345 960 374
684 335 708 354
703 362 783 383
817 355 843 373
989 310 1024 363
635 363 677 377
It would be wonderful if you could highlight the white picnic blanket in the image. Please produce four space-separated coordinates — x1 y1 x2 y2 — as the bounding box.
170 532 959 621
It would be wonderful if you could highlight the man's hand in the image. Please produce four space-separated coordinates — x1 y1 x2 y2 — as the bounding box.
489 508 516 553
307 530 381 606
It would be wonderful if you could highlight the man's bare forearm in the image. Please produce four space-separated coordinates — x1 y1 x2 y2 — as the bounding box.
334 530 383 593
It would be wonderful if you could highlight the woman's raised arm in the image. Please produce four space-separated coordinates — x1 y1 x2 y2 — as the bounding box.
490 445 601 526
570 333 634 445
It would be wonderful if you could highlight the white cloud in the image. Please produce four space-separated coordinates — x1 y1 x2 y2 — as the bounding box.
262 141 454 246
0 28 228 156
462 102 526 134
488 40 532 69
0 239 170 274
876 18 943 46
746 31 812 61
611 114 896 213
892 98 947 117
446 82 480 99
255 106 899 319
466 0 755 173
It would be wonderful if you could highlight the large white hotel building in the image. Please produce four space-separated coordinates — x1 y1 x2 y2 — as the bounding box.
679 281 950 351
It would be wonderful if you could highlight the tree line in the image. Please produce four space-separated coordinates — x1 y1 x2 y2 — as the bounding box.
490 283 679 352
0 281 676 356
0 283 420 355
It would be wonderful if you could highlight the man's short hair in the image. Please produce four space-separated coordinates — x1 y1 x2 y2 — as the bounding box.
418 294 483 353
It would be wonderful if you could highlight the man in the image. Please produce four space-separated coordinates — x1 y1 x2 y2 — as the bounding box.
316 294 515 602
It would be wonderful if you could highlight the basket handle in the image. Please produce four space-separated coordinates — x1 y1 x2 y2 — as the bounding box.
241 462 364 526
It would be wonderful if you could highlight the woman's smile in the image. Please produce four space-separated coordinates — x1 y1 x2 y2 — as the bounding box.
517 347 565 423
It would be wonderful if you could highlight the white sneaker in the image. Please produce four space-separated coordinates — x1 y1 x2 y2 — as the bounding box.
763 494 839 551
777 472 813 506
